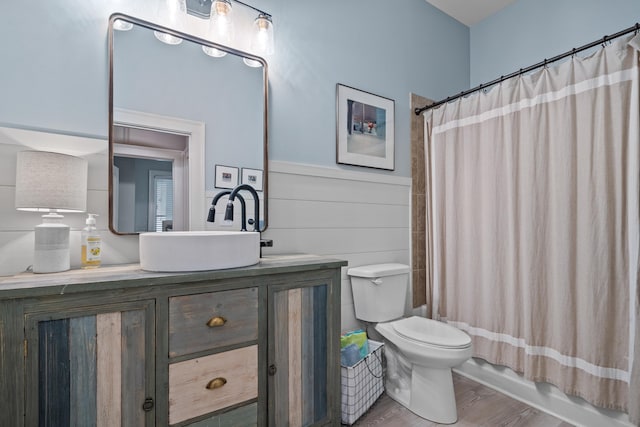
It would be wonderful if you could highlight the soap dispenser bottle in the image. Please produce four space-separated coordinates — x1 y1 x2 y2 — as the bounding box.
81 213 101 269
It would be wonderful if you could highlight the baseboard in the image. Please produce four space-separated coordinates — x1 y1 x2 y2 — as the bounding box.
453 358 633 427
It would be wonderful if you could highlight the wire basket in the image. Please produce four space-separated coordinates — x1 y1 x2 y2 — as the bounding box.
340 340 385 425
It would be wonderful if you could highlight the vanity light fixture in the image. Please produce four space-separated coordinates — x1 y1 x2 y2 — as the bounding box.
146 0 274 59
242 13 273 67
202 0 274 64
150 0 275 62
155 0 187 45
15 151 88 273
207 0 234 53
250 13 274 56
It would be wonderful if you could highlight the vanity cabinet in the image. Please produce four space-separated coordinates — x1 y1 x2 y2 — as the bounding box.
23 300 156 426
0 255 345 427
268 282 337 426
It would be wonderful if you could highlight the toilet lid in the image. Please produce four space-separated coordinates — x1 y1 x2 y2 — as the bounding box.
392 316 471 349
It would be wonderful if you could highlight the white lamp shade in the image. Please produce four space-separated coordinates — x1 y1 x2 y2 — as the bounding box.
15 151 88 212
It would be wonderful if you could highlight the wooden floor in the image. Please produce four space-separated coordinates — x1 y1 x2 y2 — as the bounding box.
353 373 574 427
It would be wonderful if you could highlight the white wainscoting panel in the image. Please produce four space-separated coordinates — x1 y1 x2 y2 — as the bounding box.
0 136 413 331
262 161 412 332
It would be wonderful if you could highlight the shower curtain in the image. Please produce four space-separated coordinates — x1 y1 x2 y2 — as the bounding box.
424 34 640 420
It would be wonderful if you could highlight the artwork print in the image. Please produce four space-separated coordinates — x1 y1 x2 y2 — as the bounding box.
336 84 395 170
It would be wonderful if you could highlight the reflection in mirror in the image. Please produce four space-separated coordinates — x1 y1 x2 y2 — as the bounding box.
112 126 188 232
109 14 268 235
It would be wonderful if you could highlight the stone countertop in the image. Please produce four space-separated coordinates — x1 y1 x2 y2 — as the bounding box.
0 254 347 300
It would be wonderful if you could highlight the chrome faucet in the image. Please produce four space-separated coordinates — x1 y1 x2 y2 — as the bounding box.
225 184 260 232
207 190 248 231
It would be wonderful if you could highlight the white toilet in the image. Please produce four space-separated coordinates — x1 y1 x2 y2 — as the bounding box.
347 263 472 424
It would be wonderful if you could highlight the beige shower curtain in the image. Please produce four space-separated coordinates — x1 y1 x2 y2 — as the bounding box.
425 34 640 420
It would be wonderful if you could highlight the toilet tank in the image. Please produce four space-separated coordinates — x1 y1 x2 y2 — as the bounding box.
347 263 410 322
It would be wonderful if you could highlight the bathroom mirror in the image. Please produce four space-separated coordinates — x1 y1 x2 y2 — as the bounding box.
108 14 268 235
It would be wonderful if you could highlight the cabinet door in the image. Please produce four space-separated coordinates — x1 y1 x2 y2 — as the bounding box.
24 301 155 427
268 279 340 427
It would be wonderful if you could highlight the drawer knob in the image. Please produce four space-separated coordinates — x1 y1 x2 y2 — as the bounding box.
142 397 154 412
268 364 277 376
205 377 227 390
206 316 227 327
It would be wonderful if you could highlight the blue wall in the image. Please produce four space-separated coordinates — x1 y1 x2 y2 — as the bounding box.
263 0 469 175
0 0 115 137
470 0 638 86
4 0 633 177
0 0 470 178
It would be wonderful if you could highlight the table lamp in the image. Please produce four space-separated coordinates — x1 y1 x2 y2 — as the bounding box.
15 151 88 273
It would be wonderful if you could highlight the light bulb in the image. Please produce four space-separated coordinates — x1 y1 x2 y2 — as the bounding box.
250 14 274 56
166 0 187 27
213 0 232 17
209 0 234 44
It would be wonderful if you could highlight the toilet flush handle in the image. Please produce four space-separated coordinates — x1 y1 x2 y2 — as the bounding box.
371 278 383 285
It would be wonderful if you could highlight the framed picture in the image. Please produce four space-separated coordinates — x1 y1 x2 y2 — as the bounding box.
336 84 395 170
241 168 264 192
214 164 239 189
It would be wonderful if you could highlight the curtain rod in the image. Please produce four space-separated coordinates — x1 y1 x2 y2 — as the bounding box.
415 22 640 115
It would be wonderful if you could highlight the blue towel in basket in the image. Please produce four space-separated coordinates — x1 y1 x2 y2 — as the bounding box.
341 344 361 367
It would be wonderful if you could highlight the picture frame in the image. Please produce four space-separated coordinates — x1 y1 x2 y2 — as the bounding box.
241 168 264 192
336 84 395 170
214 164 239 189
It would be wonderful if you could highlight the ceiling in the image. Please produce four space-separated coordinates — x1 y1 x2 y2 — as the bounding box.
425 0 517 26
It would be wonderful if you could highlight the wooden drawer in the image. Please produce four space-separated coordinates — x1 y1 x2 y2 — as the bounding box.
168 345 258 425
169 287 258 357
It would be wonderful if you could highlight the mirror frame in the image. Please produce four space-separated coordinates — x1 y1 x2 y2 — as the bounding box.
108 13 269 235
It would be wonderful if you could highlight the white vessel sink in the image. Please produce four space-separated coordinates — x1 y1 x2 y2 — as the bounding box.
139 231 260 272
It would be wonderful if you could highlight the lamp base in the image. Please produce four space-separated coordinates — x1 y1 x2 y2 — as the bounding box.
33 215 70 274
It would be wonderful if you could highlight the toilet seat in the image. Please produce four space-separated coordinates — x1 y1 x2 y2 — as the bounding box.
392 316 471 349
